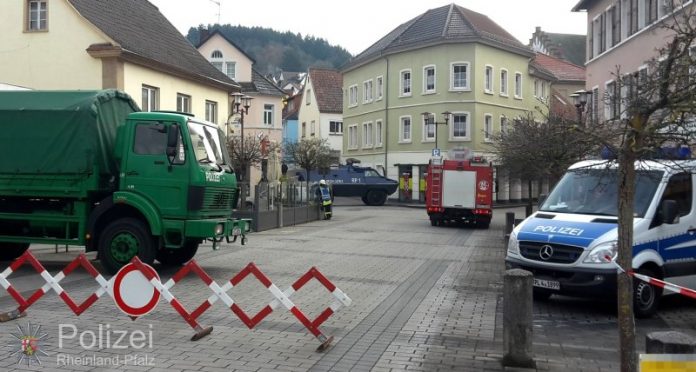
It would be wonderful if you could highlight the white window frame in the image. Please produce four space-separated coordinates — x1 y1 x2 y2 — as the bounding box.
301 122 306 138
376 76 384 100
363 79 373 103
484 114 493 142
500 69 508 96
311 120 316 136
348 124 358 149
306 89 312 105
484 65 494 94
141 85 159 112
329 120 343 134
375 120 383 147
422 113 435 142
263 104 274 126
348 85 358 107
450 112 471 141
450 61 471 91
176 93 191 113
423 65 436 94
514 72 523 99
26 0 48 32
399 116 412 143
500 116 508 134
400 69 412 97
362 121 373 148
225 61 236 80
205 100 217 124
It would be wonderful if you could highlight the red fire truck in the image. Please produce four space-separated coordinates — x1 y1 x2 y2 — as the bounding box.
425 156 493 228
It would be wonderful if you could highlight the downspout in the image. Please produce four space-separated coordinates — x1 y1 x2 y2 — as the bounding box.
384 55 390 178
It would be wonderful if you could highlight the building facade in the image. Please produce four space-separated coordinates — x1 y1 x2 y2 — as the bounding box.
341 4 549 202
297 68 344 154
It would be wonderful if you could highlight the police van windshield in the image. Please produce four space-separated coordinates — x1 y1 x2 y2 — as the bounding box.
540 169 663 217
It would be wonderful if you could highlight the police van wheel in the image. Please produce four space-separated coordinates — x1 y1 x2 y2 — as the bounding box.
633 267 662 318
365 190 387 206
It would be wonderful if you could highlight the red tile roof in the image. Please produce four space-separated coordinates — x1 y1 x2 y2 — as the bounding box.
308 68 343 114
531 53 585 82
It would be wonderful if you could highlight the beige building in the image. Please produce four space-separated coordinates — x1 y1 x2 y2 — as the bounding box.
197 29 286 185
0 0 238 121
298 68 344 155
572 0 691 122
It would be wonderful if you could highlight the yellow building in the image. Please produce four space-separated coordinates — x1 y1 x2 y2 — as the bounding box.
0 0 238 121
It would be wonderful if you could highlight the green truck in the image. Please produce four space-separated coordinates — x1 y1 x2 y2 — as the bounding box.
0 90 249 273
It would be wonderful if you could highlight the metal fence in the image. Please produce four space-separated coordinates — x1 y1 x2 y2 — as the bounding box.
234 181 321 232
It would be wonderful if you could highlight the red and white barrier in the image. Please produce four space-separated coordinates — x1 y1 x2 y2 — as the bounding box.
0 251 351 351
610 257 696 300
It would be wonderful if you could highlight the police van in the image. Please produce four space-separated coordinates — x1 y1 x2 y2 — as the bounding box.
505 158 696 317
295 164 398 206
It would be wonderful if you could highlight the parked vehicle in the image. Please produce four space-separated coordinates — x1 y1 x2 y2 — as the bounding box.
294 164 398 206
425 156 493 228
0 90 249 273
506 156 696 317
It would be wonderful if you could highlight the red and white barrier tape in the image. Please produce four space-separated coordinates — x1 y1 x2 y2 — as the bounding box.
609 257 696 300
0 251 351 350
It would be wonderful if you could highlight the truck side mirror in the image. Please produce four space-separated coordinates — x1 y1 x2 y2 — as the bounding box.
660 199 679 225
166 125 179 163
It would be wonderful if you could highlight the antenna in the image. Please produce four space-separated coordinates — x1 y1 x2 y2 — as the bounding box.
208 0 221 25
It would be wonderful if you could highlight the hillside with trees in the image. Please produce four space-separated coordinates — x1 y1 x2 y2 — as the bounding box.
187 25 352 75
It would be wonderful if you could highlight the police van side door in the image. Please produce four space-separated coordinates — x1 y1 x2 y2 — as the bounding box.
654 172 696 278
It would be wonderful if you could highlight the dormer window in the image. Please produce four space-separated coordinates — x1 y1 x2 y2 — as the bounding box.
26 0 47 32
211 50 223 58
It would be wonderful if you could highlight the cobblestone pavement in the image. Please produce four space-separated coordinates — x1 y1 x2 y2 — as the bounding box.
0 202 694 371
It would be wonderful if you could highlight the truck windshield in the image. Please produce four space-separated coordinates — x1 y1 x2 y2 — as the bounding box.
539 169 663 217
187 121 231 172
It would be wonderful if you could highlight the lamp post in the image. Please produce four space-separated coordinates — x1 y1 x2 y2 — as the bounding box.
230 92 252 181
570 89 591 126
421 111 451 154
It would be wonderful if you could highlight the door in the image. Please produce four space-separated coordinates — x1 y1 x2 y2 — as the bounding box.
655 172 696 278
121 121 188 217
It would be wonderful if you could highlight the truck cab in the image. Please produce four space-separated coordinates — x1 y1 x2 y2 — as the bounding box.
505 158 696 317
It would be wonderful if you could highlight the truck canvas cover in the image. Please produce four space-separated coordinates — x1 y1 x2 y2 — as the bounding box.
0 90 139 175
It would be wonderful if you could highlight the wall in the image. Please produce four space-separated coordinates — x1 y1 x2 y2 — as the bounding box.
197 33 253 83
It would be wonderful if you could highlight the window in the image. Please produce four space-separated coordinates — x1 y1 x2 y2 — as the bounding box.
628 0 639 36
451 62 470 90
134 123 167 155
211 50 223 73
376 76 384 100
141 85 159 112
451 113 470 140
610 4 621 47
500 69 508 96
302 122 306 138
514 73 523 98
484 114 493 142
311 120 316 136
661 173 693 217
484 65 493 93
592 87 599 124
306 89 312 105
400 70 412 96
211 62 223 72
26 0 47 31
211 50 223 58
176 94 191 113
263 104 274 126
534 79 540 97
423 66 436 93
400 116 412 142
363 80 373 103
348 125 358 149
363 122 373 147
375 120 383 146
423 113 435 142
226 62 236 80
500 116 508 134
646 0 658 24
348 85 358 106
541 81 546 100
205 100 217 123
329 120 343 134
605 80 620 120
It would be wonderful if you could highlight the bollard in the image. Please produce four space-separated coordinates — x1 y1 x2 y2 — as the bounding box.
502 269 535 368
504 212 515 240
646 331 696 354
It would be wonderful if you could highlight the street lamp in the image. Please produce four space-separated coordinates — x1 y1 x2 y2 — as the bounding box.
421 111 451 153
570 89 592 126
230 92 252 181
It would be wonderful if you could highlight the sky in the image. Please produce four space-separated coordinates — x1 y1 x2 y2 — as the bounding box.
148 0 587 56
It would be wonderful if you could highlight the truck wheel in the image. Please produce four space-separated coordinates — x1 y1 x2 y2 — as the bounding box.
633 267 662 318
364 190 387 206
157 240 199 266
0 243 29 261
98 218 156 275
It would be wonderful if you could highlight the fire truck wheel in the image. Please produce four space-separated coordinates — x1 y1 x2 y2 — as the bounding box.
0 243 29 261
98 218 157 275
364 190 387 206
157 240 199 266
430 219 437 226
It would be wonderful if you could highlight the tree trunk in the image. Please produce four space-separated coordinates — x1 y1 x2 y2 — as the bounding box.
617 125 640 372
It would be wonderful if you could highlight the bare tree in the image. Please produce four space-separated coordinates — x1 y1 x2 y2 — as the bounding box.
284 138 334 197
226 134 279 182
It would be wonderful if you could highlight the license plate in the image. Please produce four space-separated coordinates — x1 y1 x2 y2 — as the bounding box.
533 278 560 290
